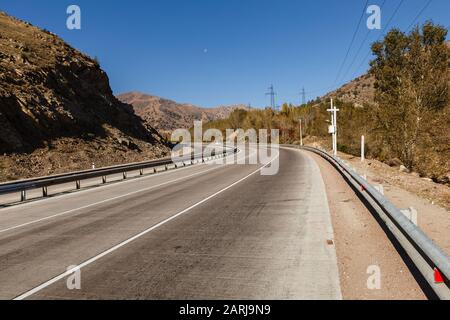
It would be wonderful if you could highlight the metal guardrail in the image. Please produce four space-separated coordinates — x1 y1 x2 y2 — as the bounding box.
293 145 450 300
0 146 237 202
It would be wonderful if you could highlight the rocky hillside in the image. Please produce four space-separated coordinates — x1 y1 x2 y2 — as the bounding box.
322 73 375 107
0 12 170 181
321 41 449 107
118 92 250 135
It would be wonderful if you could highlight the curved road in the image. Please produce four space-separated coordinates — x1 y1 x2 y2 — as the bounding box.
0 147 342 300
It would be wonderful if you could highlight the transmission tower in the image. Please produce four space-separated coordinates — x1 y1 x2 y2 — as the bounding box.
266 84 277 110
301 87 306 106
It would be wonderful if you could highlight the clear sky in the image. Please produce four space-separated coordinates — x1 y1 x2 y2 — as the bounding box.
1 0 449 107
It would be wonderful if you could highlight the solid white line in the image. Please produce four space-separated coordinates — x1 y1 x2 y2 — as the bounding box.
0 148 252 234
0 165 222 235
0 150 242 213
14 150 279 300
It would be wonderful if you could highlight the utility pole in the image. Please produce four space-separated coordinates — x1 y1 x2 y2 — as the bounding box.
327 98 339 156
299 118 303 147
266 84 277 110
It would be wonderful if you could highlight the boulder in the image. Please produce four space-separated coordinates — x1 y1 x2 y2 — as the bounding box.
387 158 403 167
399 165 410 173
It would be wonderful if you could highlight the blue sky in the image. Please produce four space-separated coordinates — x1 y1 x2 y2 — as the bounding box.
1 0 449 107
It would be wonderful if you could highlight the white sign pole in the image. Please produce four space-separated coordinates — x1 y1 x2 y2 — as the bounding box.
327 99 339 156
299 118 303 147
361 135 365 162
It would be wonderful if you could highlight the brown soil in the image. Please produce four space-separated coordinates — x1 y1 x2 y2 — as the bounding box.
305 137 450 211
309 151 427 300
338 153 450 254
0 135 170 182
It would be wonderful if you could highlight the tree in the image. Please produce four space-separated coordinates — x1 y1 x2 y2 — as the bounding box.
227 109 248 130
370 22 450 170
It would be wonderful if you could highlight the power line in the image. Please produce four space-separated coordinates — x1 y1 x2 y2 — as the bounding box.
405 0 433 31
304 84 342 96
352 0 405 78
333 0 370 86
339 0 388 83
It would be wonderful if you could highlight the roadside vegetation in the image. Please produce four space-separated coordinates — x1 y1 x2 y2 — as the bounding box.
204 22 450 185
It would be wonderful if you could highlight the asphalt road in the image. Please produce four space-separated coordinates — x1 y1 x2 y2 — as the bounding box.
0 146 342 300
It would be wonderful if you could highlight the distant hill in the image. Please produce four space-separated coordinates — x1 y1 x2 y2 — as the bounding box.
118 92 251 135
322 73 375 107
321 41 450 107
0 12 169 180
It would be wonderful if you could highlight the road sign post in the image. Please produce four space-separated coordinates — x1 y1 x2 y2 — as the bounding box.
327 99 339 156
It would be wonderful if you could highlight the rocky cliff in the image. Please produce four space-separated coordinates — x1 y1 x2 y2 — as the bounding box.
0 12 170 180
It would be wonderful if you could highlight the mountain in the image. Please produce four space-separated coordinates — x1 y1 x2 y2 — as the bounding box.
117 92 251 135
0 12 170 180
322 74 375 107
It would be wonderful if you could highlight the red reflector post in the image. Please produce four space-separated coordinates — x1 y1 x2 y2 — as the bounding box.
434 268 445 283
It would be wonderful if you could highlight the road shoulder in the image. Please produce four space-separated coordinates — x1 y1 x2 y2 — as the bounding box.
306 151 426 300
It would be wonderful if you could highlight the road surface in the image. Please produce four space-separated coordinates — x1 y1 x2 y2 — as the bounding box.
0 146 342 300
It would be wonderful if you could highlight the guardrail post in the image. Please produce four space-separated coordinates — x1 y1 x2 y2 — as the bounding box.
123 172 127 180
20 190 26 202
42 186 48 197
102 176 107 184
401 207 418 226
165 165 168 171
140 169 144 176
76 181 81 190
153 168 157 174
374 184 384 195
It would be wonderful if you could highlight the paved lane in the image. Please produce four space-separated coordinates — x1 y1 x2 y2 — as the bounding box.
0 147 341 300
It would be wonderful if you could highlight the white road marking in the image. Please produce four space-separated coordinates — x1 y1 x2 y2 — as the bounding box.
14 150 279 300
0 165 221 235
0 148 251 234
0 150 241 213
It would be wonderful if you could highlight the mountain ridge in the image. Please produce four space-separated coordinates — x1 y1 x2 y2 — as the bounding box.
118 91 251 135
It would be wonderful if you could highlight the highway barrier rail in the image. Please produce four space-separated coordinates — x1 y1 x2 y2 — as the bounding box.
0 146 237 203
294 145 450 300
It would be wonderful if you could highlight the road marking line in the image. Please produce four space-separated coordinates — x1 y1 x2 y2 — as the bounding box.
0 166 222 235
0 148 251 235
14 150 279 300
0 150 241 212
